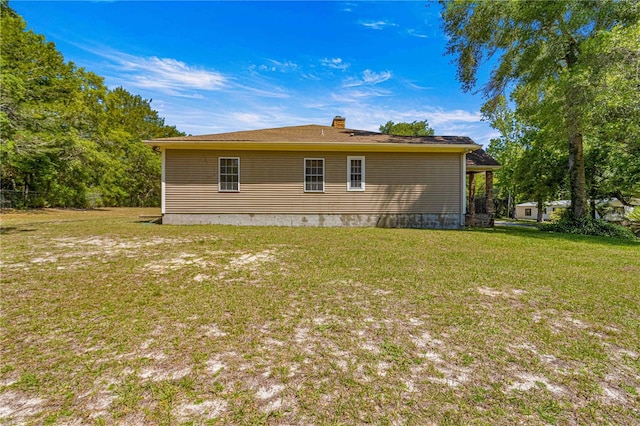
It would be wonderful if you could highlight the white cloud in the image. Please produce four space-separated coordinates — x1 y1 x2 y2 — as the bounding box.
360 20 396 30
407 29 428 38
269 59 298 70
331 87 392 103
405 81 431 90
222 109 315 131
330 106 493 144
343 69 392 88
82 46 292 100
232 83 290 99
229 112 266 127
341 2 357 13
251 59 298 73
116 55 226 94
154 96 494 146
81 48 227 96
321 57 350 70
362 69 392 85
426 109 483 127
301 73 322 81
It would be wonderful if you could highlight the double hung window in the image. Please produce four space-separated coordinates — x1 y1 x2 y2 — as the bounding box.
347 156 365 191
219 157 239 192
304 158 324 192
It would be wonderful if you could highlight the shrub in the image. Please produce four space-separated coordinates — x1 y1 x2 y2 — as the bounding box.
539 209 637 240
626 207 640 237
548 208 565 223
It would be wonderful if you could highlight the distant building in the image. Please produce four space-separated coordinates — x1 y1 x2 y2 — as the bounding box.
516 198 638 221
515 200 570 221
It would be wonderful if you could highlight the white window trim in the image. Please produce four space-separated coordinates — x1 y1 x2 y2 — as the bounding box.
218 157 240 192
304 158 325 193
347 156 365 192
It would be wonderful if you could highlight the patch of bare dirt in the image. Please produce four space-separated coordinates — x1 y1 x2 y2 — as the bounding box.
174 399 227 422
0 390 45 423
507 372 565 395
477 286 527 298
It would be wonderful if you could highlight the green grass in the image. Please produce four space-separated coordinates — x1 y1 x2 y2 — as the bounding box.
1 208 639 425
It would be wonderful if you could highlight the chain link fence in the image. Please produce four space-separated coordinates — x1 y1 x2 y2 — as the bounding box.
0 190 49 209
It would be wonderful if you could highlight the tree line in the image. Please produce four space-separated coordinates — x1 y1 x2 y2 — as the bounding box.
0 2 183 208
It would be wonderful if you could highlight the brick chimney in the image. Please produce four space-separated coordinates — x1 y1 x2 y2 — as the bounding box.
331 116 346 128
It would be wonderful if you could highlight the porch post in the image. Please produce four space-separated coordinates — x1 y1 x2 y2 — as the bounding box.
468 173 476 219
485 170 494 215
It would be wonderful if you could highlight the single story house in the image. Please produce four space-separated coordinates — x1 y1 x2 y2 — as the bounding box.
515 200 570 221
516 198 639 222
145 117 500 229
599 198 639 222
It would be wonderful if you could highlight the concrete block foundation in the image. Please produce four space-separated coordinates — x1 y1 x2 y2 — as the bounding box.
162 213 463 229
465 213 495 227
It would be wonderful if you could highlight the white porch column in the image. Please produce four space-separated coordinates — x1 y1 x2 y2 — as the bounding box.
461 153 467 226
161 148 166 214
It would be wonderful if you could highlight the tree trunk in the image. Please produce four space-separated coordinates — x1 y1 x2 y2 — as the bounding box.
536 199 544 222
565 42 589 220
568 130 588 219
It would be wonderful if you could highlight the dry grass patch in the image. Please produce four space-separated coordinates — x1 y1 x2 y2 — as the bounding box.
1 208 639 424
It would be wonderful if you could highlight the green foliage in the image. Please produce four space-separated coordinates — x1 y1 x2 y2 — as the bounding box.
379 120 435 136
515 130 568 217
548 208 564 223
485 96 569 218
0 2 183 208
626 207 640 237
581 22 640 204
539 209 636 240
627 207 640 222
484 97 525 216
441 0 640 220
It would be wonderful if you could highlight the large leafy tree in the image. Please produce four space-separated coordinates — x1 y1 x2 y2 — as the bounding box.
0 1 183 207
379 120 435 136
514 129 568 222
441 0 640 220
581 22 640 205
485 96 569 220
483 96 526 217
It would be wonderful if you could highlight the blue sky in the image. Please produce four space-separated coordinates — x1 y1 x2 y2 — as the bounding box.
13 1 498 145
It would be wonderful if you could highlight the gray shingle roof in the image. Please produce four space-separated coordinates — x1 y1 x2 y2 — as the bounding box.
466 148 501 167
149 124 478 146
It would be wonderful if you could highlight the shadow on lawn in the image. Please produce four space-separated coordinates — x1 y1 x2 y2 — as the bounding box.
0 226 36 235
472 224 640 247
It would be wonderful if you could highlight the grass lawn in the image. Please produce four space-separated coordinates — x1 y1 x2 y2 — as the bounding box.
1 208 638 425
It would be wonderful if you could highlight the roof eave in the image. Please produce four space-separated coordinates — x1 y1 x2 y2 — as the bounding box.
143 140 480 153
467 165 502 172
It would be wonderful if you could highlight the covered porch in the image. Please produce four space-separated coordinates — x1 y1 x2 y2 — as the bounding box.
465 149 501 227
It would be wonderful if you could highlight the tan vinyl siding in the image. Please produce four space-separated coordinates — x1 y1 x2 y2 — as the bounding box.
165 149 461 214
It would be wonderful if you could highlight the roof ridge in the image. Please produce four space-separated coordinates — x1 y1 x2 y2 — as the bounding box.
145 123 481 147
